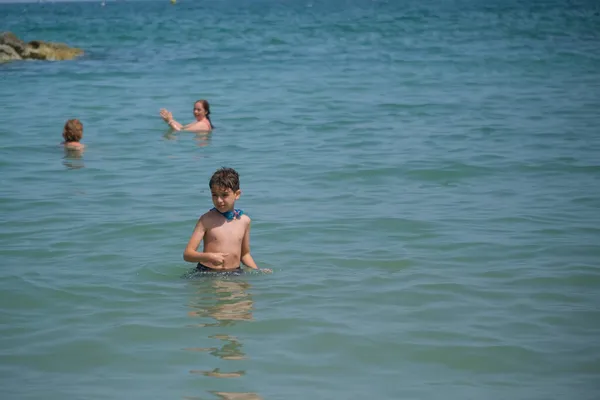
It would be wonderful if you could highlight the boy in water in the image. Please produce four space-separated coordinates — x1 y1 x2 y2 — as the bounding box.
183 167 271 273
61 119 85 150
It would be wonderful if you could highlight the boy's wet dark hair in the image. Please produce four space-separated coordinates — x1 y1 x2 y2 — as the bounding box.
209 167 240 192
63 119 83 142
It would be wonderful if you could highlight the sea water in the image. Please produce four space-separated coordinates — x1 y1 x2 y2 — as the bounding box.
1 0 599 399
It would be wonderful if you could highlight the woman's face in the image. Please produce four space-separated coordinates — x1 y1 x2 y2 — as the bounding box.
193 102 206 120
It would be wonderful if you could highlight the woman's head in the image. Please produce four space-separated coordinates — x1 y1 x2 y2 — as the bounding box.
193 99 211 121
63 119 83 142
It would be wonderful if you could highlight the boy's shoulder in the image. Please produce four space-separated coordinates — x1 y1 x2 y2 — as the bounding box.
199 208 219 220
198 209 251 223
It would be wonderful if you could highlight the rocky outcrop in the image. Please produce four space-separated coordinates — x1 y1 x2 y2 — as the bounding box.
0 32 84 63
0 44 21 63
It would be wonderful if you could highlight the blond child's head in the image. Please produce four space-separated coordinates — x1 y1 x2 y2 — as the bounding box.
63 119 83 142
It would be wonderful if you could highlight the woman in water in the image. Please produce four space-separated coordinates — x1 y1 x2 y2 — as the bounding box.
160 99 213 131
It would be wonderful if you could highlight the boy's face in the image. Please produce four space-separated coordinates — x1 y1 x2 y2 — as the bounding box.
211 186 240 212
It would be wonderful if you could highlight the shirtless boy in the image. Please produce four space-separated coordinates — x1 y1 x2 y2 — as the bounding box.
183 167 270 273
160 99 213 132
61 119 85 150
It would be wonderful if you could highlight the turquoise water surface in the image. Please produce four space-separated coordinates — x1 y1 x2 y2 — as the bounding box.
1 0 600 399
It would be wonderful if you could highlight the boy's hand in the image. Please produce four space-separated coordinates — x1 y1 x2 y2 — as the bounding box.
260 268 273 274
209 252 229 267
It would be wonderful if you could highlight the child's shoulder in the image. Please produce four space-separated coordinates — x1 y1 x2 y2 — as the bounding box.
198 209 250 224
200 208 219 220
64 142 85 150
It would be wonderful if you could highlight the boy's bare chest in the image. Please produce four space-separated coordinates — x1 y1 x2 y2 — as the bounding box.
205 221 245 243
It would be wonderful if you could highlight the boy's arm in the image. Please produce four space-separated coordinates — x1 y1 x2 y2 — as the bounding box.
183 217 223 267
240 220 259 270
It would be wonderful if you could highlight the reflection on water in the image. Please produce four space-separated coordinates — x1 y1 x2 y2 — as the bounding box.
187 280 253 327
193 132 211 148
185 279 257 398
163 130 212 148
183 392 263 400
210 334 245 360
183 334 246 360
163 130 178 142
210 393 263 400
189 368 246 378
62 148 85 170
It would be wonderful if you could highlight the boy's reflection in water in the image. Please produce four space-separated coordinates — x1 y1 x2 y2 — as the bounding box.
184 392 263 400
186 279 255 383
